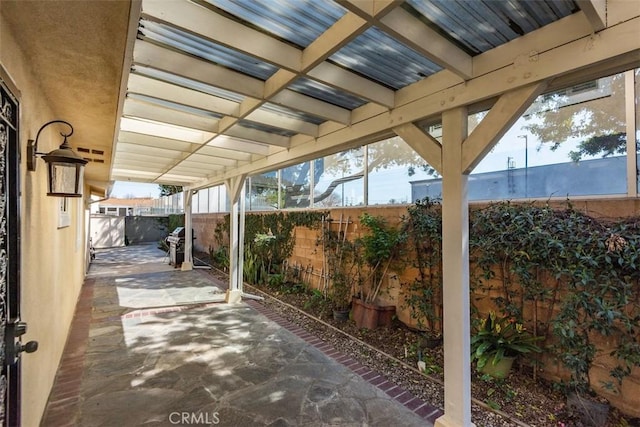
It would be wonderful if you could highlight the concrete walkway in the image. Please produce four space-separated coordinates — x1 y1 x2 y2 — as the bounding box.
41 244 439 426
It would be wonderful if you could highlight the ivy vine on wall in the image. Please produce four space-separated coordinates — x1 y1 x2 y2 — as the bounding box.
469 201 640 396
210 211 326 285
401 197 443 337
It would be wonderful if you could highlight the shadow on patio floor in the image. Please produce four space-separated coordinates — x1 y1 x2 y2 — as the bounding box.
41 244 434 426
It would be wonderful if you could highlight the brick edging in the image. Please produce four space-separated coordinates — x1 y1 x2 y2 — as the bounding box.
40 280 96 427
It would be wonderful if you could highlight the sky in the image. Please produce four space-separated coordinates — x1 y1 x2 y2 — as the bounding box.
110 181 161 198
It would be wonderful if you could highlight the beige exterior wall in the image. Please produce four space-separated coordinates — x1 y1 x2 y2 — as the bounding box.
1 12 88 427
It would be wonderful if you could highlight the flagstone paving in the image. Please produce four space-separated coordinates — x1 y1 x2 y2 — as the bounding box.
41 244 437 426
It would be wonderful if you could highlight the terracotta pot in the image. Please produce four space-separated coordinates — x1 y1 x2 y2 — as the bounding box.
352 297 378 329
351 297 396 329
377 305 396 327
480 356 515 379
360 304 380 329
351 297 365 326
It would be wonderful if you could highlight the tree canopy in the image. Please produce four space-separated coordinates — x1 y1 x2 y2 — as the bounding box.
523 73 631 162
159 184 183 196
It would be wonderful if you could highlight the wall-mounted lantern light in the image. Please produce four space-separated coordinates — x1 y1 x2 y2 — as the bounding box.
27 120 88 197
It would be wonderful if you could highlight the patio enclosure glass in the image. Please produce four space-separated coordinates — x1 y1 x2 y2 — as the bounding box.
158 69 639 213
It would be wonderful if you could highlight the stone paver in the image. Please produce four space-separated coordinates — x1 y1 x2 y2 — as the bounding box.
41 244 437 426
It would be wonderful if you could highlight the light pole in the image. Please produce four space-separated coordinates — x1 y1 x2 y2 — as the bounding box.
518 135 528 197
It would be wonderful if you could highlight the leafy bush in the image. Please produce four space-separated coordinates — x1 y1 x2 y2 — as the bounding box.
471 311 542 370
358 213 406 304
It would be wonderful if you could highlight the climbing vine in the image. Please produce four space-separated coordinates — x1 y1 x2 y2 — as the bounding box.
211 211 326 284
401 197 443 336
469 201 640 396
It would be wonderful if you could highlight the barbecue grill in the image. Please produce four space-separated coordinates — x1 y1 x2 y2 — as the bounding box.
167 227 185 267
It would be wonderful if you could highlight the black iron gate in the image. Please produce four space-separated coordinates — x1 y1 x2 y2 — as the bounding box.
1 73 32 426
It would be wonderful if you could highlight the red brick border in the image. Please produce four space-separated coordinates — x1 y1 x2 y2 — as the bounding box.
40 279 95 427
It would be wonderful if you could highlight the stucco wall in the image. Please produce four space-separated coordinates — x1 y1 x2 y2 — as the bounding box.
1 13 88 427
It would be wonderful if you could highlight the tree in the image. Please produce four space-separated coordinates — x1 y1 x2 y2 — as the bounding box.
523 72 633 161
280 137 440 207
368 136 439 178
159 184 182 196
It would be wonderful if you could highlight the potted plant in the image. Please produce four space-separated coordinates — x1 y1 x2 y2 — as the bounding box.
471 311 543 379
328 277 351 321
319 219 361 321
353 213 406 329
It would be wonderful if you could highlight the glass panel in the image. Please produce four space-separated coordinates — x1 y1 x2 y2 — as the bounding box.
120 117 214 143
191 191 199 213
197 188 209 213
406 0 575 55
249 172 279 211
368 136 438 205
330 27 442 89
289 77 367 110
262 103 325 125
313 149 364 207
177 192 184 212
282 162 312 208
49 163 80 195
139 20 278 80
208 186 219 213
219 185 229 212
205 0 345 48
133 66 245 102
127 93 222 118
468 73 628 200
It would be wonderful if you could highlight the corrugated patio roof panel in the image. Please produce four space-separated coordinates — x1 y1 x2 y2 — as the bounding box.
405 0 578 55
203 0 346 48
329 26 443 90
132 66 246 103
288 77 368 110
127 93 224 119
261 103 326 126
237 120 297 138
139 19 278 80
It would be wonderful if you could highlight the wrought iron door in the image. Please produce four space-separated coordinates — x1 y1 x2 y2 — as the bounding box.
1 75 34 426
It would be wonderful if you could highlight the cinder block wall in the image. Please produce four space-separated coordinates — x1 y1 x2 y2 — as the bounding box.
192 214 227 255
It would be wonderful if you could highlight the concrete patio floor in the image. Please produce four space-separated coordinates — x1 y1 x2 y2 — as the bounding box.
41 244 441 426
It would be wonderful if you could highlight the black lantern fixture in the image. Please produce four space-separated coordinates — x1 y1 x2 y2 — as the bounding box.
27 120 88 197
